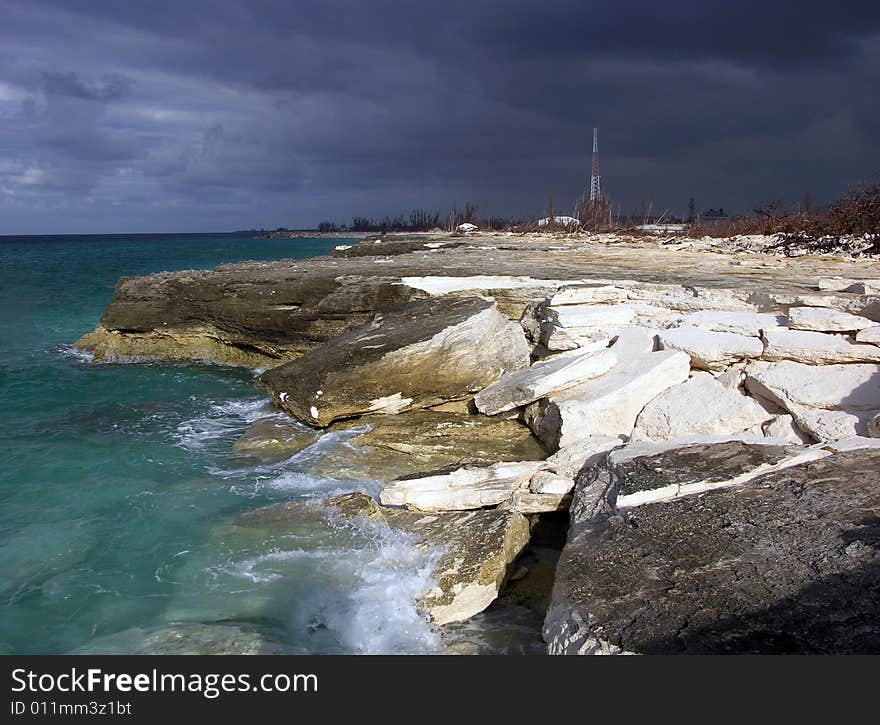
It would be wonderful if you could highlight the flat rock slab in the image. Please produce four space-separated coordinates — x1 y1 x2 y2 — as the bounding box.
524 350 690 451
761 328 880 364
380 460 545 511
681 310 785 337
635 372 771 441
474 347 617 415
745 360 880 439
546 448 880 654
230 408 546 482
787 306 876 332
857 327 880 345
611 440 800 503
258 296 530 426
330 492 530 625
307 410 546 482
658 327 764 371
549 285 629 306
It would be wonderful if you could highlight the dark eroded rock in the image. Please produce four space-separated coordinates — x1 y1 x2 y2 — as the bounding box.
257 297 530 426
231 416 318 459
546 447 880 654
308 410 546 481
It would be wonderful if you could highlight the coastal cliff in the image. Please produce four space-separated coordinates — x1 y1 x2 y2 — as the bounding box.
77 231 880 652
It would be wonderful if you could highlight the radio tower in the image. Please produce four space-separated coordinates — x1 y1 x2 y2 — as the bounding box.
589 127 601 202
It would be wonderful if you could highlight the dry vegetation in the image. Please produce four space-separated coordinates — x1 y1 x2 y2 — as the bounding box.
315 182 880 254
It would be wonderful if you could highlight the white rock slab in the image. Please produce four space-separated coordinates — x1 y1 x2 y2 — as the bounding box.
635 372 771 441
682 310 786 337
715 363 747 389
400 275 574 295
824 436 880 452
856 327 880 345
791 408 871 441
787 306 876 332
609 325 657 357
621 283 758 312
549 285 629 306
817 277 859 292
658 327 764 371
745 360 880 440
544 436 624 478
379 461 545 512
746 360 880 410
543 325 624 352
762 414 810 444
503 491 570 514
552 303 636 329
760 328 880 364
524 350 690 451
529 471 575 495
474 347 617 415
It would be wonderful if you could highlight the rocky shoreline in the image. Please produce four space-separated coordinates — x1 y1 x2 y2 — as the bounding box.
76 231 880 653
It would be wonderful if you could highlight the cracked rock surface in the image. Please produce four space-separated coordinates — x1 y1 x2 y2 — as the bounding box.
546 446 880 654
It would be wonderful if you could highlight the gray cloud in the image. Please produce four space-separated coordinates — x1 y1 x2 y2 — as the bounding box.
0 0 878 233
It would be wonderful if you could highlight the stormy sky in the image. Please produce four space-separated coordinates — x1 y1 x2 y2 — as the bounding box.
1 1 879 234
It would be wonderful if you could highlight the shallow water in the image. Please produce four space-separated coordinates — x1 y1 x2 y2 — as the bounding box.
0 233 544 655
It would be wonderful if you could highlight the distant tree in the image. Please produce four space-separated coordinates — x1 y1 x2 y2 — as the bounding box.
802 192 813 214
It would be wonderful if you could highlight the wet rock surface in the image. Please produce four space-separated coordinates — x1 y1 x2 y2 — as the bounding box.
256 493 531 626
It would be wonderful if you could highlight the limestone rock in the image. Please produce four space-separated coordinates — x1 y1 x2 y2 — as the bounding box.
543 436 624 478
609 440 825 508
745 360 880 440
635 372 771 441
760 328 880 364
329 492 530 625
474 347 617 415
549 285 629 306
658 327 764 371
715 362 747 389
232 416 318 459
545 446 880 654
529 471 576 495
524 300 673 353
552 303 636 330
258 296 530 426
787 306 876 332
75 622 293 655
817 277 860 292
791 409 865 441
78 266 433 366
502 490 570 514
856 327 880 345
682 310 786 337
379 460 546 511
308 410 546 482
609 325 657 357
524 350 691 451
607 281 762 314
763 414 810 444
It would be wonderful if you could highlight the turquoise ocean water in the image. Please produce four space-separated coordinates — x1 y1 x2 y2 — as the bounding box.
0 234 541 655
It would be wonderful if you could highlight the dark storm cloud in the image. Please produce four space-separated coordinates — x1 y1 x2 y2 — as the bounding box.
0 0 878 232
42 71 132 102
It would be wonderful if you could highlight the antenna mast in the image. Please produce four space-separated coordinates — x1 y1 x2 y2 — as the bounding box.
589 127 602 202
